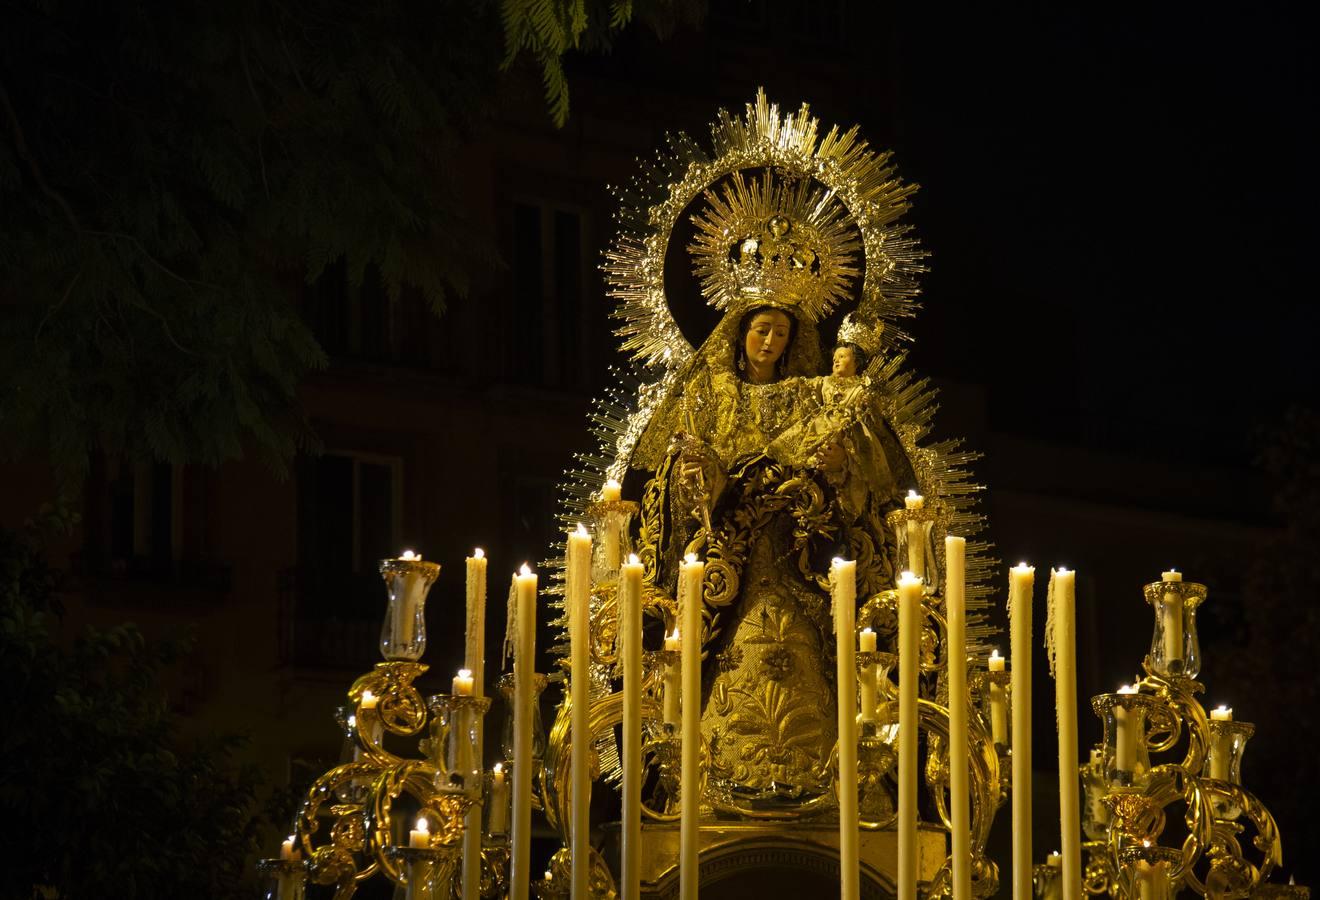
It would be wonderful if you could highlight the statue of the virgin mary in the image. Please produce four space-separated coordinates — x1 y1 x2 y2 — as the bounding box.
548 91 995 823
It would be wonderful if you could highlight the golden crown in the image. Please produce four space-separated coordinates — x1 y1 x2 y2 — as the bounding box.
689 170 860 324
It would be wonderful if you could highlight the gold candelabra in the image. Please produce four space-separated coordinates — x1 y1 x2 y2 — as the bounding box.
1033 577 1298 900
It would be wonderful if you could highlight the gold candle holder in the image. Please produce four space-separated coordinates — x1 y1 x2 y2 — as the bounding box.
256 858 307 900
1117 843 1181 900
1141 579 1206 679
379 555 441 662
428 693 494 796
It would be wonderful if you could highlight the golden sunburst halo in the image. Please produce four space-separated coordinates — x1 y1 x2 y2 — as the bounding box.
603 88 927 371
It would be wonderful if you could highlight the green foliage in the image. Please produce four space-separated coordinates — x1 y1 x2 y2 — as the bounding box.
0 0 503 482
499 0 706 125
0 510 265 898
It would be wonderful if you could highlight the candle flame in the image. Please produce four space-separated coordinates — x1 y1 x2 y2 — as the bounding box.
1016 561 1029 569
362 690 375 703
1216 704 1230 712
1118 684 1138 695
493 762 503 773
605 478 621 489
520 563 532 576
473 547 484 559
457 668 472 679
684 552 698 564
669 628 680 641
416 817 429 832
286 834 296 844
989 648 1001 660
400 549 418 560
907 489 919 499
347 714 356 728
861 626 873 634
627 553 640 565
575 522 589 537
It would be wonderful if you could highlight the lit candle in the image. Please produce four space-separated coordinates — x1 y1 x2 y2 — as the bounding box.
1009 563 1035 900
1050 568 1081 900
663 629 681 726
462 548 488 900
988 649 1008 747
358 689 383 751
859 628 878 724
567 525 593 900
278 835 301 900
387 550 429 656
602 481 623 570
1115 685 1140 775
1133 846 1171 900
450 669 477 780
410 816 431 848
1043 852 1063 900
620 554 644 900
946 537 971 900
898 570 922 900
832 557 860 900
1160 570 1184 670
511 565 538 900
679 553 704 900
488 763 510 836
904 491 924 579
1209 705 1233 780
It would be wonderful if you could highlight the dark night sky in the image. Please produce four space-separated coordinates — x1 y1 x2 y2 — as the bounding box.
889 4 1317 463
575 2 1316 470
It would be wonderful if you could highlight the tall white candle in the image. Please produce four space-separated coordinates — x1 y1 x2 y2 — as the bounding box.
663 629 681 726
568 525 593 900
393 550 422 649
1209 705 1233 780
602 480 623 570
833 558 860 900
1160 570 1183 668
1009 563 1035 900
904 491 924 579
462 549 488 900
488 763 510 835
1050 568 1081 900
897 570 922 900
946 537 971 900
620 555 645 900
679 553 704 900
988 650 1008 747
510 565 538 900
859 628 878 723
1114 685 1139 776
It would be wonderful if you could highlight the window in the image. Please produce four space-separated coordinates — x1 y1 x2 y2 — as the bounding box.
510 200 588 387
289 451 402 669
297 451 402 580
304 258 430 367
107 461 179 571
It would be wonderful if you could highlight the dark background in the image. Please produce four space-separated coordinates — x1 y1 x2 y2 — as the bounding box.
2 0 1315 893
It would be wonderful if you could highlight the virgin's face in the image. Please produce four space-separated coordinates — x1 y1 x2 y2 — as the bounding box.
744 310 792 370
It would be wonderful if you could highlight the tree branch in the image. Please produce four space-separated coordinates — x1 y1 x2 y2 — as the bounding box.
0 78 82 233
